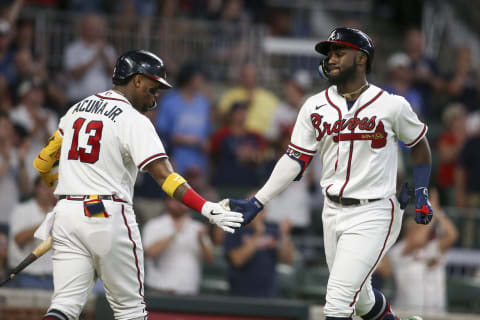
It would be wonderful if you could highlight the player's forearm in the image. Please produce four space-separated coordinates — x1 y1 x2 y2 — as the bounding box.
255 154 301 204
146 158 206 213
410 137 432 165
410 137 432 190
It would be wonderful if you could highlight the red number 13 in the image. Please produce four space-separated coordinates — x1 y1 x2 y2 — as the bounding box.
68 118 103 163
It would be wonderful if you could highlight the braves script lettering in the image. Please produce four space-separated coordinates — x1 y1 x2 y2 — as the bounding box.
310 113 387 148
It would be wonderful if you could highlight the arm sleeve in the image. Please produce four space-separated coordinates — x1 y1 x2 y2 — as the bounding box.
393 96 428 148
122 115 168 171
288 99 319 156
33 130 63 173
255 154 302 204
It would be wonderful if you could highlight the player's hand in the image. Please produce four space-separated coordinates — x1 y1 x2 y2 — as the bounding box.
40 166 59 188
414 187 434 225
227 197 264 226
201 201 243 234
397 182 411 210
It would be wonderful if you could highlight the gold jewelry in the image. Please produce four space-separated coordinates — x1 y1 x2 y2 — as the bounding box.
340 82 369 100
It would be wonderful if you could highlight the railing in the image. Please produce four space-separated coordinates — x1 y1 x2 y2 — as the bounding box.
22 8 332 93
25 9 266 81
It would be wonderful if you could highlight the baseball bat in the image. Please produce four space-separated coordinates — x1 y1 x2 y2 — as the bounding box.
0 236 52 287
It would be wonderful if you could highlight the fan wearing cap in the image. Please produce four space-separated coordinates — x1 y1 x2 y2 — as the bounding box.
34 50 243 320
226 27 432 320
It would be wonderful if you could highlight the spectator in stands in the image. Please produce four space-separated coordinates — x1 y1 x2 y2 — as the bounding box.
210 102 267 194
455 129 480 209
403 28 443 117
156 62 212 177
0 19 16 87
143 198 214 295
436 103 467 205
63 13 116 104
224 197 295 297
444 46 480 112
388 188 458 314
0 0 24 88
266 7 292 36
11 49 67 112
383 52 425 118
0 232 7 280
8 175 56 289
10 79 57 186
208 0 251 74
0 113 30 235
265 69 311 142
217 62 278 136
11 18 37 55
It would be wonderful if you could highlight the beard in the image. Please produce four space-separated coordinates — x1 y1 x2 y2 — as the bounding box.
141 101 157 112
327 62 358 86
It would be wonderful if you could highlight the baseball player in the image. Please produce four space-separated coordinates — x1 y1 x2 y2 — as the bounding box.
33 50 243 320
228 28 433 320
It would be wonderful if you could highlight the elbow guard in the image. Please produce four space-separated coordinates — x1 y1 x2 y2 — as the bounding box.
285 147 313 181
33 130 63 173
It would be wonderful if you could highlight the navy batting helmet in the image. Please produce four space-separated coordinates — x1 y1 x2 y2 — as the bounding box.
315 27 374 78
112 50 172 89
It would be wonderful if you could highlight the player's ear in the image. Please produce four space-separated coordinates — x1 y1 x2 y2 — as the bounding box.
356 52 368 67
133 75 142 88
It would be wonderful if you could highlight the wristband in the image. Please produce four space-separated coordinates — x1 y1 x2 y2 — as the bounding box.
162 172 187 197
413 164 431 190
181 188 207 213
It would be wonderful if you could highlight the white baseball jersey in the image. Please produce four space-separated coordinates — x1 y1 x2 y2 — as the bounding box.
288 84 427 199
54 90 167 203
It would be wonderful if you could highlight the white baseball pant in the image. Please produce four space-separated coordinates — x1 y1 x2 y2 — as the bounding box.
48 199 147 320
322 196 404 318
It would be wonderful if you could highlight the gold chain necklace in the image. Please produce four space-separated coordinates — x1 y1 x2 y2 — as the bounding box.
340 82 369 100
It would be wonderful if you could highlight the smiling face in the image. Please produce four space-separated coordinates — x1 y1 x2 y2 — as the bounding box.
326 44 367 85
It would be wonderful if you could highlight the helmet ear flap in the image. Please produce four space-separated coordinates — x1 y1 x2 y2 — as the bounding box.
318 57 329 80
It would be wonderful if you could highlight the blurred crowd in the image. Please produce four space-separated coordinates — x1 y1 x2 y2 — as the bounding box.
0 0 479 311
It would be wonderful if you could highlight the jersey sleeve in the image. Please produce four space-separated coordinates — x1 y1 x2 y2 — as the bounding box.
288 99 319 157
122 114 168 172
393 96 428 148
57 114 66 137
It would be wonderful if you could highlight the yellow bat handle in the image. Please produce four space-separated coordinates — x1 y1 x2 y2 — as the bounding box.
32 236 52 257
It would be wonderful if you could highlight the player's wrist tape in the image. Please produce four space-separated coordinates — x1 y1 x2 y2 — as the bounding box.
162 172 187 197
33 130 63 173
181 188 207 213
413 163 431 190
